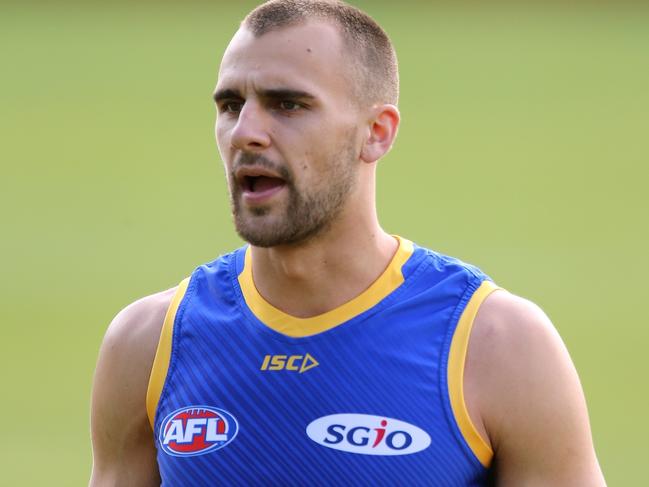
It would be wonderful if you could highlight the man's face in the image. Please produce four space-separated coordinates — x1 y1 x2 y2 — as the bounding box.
214 21 364 247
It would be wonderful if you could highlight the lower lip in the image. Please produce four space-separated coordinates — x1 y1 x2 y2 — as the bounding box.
242 184 286 205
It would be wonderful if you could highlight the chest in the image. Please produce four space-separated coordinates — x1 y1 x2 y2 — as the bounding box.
154 294 488 486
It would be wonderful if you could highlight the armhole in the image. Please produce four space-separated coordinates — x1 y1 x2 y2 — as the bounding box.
447 279 501 467
145 277 190 429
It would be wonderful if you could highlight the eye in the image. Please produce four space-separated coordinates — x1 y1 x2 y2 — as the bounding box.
220 101 243 113
279 100 301 111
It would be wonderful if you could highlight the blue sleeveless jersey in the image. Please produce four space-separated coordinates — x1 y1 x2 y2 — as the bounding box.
146 237 500 486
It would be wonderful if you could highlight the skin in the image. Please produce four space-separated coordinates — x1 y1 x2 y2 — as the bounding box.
89 20 606 486
467 291 606 485
90 289 171 486
214 21 399 316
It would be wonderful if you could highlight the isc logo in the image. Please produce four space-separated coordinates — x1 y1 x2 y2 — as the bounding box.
260 353 319 373
159 406 238 457
306 414 431 456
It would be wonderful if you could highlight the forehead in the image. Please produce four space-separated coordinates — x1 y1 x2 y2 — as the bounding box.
216 21 351 97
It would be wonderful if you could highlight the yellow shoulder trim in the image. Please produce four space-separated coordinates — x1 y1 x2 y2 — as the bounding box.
448 279 500 467
238 236 414 337
146 278 190 428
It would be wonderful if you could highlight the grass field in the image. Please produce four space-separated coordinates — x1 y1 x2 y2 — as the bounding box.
1 1 648 484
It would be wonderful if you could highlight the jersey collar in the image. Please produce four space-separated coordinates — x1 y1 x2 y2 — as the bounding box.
237 235 414 337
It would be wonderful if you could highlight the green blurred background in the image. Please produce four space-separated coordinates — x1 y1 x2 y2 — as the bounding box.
1 1 647 484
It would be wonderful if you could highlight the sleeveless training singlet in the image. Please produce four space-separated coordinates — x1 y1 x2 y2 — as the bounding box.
146 237 500 486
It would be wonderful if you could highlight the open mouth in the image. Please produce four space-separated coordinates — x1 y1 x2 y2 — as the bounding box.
242 175 286 194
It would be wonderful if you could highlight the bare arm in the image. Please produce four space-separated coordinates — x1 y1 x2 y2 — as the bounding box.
465 290 606 486
89 288 176 487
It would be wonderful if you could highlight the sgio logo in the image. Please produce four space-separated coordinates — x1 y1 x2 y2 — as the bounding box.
260 353 319 373
306 414 431 456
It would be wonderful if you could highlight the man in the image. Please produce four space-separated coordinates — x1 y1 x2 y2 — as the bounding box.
90 1 606 485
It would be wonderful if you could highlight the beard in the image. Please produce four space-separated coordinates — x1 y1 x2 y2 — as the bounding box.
227 143 357 248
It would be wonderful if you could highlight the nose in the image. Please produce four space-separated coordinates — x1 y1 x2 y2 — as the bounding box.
230 101 271 151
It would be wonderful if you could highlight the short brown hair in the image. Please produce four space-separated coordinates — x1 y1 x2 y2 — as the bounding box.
243 0 399 106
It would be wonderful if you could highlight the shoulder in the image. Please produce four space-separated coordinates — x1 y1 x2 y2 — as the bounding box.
407 244 490 297
469 290 562 376
90 286 178 484
92 287 179 426
93 287 178 417
100 287 177 372
94 285 182 420
465 289 605 484
466 290 574 448
414 245 486 277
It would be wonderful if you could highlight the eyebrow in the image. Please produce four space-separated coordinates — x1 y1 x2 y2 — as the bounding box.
213 88 316 103
213 88 242 103
259 89 316 101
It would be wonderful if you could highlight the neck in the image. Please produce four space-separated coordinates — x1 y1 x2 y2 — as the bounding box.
249 217 397 318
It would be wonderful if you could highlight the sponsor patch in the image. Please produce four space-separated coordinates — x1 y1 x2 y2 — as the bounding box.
159 406 238 457
306 413 431 456
260 353 319 373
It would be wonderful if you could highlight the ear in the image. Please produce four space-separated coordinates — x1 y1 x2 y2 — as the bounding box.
360 104 400 163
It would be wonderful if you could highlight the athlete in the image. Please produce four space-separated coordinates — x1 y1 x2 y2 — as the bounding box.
89 1 606 485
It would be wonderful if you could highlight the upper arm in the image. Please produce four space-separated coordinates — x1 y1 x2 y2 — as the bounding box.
89 288 175 487
465 290 605 487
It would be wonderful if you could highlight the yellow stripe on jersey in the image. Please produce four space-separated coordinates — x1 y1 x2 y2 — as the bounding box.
146 278 190 428
238 236 414 337
448 280 501 467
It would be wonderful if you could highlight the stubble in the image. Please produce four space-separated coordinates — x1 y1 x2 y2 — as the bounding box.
228 143 357 248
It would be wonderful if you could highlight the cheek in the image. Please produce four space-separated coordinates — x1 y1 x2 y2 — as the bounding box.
304 134 343 166
215 124 230 160
215 120 226 143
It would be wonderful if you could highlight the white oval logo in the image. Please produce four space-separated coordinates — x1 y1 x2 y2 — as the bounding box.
306 414 431 456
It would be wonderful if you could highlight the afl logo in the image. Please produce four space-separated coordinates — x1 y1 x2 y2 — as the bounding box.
159 406 238 457
306 414 431 456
